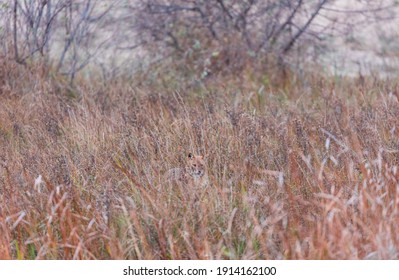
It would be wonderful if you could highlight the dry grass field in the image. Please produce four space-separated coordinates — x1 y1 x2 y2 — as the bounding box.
1 59 399 260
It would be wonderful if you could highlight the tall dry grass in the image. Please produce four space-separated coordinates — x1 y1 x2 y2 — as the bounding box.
1 59 399 259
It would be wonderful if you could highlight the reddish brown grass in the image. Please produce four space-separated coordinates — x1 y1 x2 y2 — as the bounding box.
1 60 399 259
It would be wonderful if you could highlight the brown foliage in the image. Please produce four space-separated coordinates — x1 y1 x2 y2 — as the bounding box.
1 60 399 259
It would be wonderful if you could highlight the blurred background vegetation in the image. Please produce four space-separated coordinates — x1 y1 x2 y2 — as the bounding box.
1 0 399 86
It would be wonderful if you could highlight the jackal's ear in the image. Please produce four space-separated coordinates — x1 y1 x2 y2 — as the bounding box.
188 153 193 159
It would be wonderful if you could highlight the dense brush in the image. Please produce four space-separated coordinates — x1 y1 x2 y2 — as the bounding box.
1 61 399 259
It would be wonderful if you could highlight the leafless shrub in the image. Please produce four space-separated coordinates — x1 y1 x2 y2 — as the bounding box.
1 0 398 82
0 0 116 83
129 0 398 75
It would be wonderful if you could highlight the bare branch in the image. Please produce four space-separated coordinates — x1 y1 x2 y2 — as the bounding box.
282 0 330 54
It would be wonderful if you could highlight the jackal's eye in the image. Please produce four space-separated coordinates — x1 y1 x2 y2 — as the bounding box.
193 164 197 167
